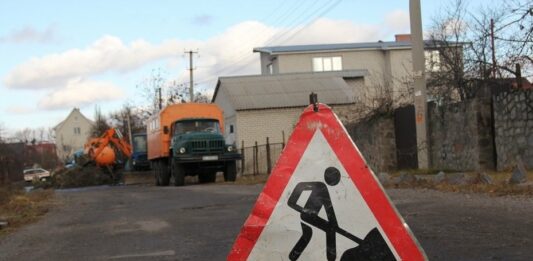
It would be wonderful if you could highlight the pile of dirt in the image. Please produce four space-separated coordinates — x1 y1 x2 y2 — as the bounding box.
33 166 115 189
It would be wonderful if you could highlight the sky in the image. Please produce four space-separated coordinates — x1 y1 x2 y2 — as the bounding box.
0 0 492 136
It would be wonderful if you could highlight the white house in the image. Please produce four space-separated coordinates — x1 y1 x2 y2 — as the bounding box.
53 108 93 161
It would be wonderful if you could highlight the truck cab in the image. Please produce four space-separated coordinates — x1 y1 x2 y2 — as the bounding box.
168 118 240 185
147 103 241 186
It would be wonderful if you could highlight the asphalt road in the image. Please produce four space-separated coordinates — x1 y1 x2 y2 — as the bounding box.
1 182 532 260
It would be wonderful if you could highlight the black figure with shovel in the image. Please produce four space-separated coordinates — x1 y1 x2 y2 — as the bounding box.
287 166 396 261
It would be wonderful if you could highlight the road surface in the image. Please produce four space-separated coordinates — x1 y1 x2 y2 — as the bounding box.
1 182 532 260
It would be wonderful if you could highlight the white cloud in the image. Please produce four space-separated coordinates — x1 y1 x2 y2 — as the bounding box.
3 35 191 89
383 10 410 35
5 106 34 114
38 78 124 110
0 25 58 44
4 10 411 108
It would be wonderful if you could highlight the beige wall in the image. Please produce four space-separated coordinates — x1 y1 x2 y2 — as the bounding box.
276 50 390 84
235 104 359 148
236 107 302 148
213 88 238 145
261 49 416 107
55 110 93 161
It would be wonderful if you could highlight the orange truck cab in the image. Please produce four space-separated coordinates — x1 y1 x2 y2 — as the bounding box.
147 103 241 186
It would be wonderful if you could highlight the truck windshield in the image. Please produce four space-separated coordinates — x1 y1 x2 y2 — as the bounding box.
174 120 220 135
133 135 147 153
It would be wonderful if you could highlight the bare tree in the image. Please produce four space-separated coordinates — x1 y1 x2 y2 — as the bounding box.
108 103 149 142
13 128 33 143
427 0 532 102
91 105 110 137
0 122 5 143
136 68 213 117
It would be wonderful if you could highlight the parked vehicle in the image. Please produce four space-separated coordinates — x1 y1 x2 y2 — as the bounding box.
23 168 51 182
131 133 150 171
147 103 241 186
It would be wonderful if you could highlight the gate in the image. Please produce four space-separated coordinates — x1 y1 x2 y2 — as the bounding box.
394 105 418 169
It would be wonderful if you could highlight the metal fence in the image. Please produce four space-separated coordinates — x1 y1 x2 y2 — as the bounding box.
239 139 285 176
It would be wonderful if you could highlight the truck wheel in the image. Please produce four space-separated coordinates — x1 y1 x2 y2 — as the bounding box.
160 160 170 186
199 173 216 183
224 161 237 182
171 158 185 186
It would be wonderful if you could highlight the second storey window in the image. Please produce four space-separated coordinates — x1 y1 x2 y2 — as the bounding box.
425 50 441 72
312 56 342 72
74 127 81 135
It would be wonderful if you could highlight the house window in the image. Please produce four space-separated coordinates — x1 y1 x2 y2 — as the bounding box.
267 63 273 74
425 50 441 72
74 127 81 135
230 125 234 134
312 56 342 72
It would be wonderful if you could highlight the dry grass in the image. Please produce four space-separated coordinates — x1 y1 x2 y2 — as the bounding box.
388 170 533 196
0 186 55 236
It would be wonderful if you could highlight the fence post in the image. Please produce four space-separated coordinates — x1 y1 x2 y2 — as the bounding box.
241 140 245 175
253 141 258 175
282 130 286 149
266 137 272 174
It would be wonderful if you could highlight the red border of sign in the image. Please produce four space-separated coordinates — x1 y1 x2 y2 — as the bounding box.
227 104 426 260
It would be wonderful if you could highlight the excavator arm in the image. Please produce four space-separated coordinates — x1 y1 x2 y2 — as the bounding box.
86 128 132 166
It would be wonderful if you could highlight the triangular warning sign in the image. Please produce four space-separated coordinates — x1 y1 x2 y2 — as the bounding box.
228 104 426 261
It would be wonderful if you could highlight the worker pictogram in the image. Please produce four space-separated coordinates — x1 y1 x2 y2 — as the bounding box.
228 103 426 261
287 167 394 261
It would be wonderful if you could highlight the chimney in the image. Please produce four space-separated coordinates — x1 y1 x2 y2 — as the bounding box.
395 34 411 42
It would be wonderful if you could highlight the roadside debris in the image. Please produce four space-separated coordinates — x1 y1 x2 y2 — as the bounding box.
509 157 528 184
30 166 114 189
474 172 493 185
0 220 8 229
377 172 391 186
434 171 446 183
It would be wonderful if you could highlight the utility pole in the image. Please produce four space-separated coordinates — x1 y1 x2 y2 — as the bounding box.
157 87 162 110
490 18 497 79
126 112 133 148
185 50 198 102
410 0 429 169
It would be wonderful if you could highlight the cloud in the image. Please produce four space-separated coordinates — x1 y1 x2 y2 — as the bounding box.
4 10 412 108
383 10 410 35
38 78 124 110
192 15 214 26
5 106 34 114
0 25 58 44
3 35 190 89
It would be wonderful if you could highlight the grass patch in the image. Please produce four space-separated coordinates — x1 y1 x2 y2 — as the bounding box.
386 170 533 196
0 186 55 236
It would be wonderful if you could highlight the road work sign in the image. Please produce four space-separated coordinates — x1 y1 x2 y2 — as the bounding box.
228 103 426 261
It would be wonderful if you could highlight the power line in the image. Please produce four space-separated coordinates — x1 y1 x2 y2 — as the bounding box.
196 0 344 85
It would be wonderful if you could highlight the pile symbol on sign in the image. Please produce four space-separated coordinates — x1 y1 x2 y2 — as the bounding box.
228 103 426 261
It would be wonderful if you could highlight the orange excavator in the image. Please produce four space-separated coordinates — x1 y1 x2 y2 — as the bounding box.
82 128 132 183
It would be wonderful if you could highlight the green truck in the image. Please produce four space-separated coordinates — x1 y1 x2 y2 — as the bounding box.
147 103 241 186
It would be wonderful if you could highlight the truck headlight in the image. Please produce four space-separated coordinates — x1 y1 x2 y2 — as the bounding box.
227 145 233 152
179 147 186 154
